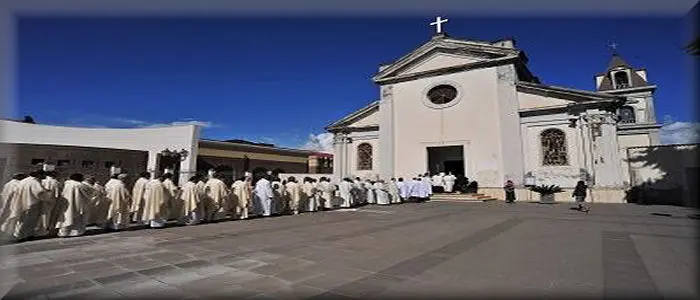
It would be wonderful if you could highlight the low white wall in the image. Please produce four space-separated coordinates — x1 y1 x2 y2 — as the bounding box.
0 120 201 185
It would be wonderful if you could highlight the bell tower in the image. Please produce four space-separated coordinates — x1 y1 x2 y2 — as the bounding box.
594 46 661 145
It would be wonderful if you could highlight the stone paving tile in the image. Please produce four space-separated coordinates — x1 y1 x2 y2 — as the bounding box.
1 202 697 299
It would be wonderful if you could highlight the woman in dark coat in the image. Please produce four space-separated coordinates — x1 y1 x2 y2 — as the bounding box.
573 180 588 212
504 180 516 203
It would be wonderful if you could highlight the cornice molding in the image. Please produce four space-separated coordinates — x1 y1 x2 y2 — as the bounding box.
374 55 520 85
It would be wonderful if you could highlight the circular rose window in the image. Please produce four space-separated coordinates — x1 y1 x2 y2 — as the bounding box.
426 84 458 105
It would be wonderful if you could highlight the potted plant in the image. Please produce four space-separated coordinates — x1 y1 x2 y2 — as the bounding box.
529 184 563 204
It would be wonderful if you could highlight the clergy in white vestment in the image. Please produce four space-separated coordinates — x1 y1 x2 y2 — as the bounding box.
284 177 302 214
301 178 318 212
12 170 51 240
180 175 202 225
397 178 409 202
130 172 150 223
432 172 445 193
0 173 27 237
271 178 285 215
56 173 92 237
408 177 422 202
388 178 401 204
419 175 433 202
365 180 376 204
254 175 274 217
85 177 110 227
142 176 169 228
161 173 181 220
205 172 231 221
352 177 366 206
443 172 457 193
104 174 132 230
318 177 335 210
374 180 391 205
338 178 354 208
35 171 61 236
231 176 251 219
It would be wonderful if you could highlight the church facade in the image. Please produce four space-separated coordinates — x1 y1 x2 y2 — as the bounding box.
327 31 660 202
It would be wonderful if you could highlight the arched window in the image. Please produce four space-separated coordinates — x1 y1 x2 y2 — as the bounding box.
540 128 568 166
357 143 373 170
613 71 629 89
618 106 636 124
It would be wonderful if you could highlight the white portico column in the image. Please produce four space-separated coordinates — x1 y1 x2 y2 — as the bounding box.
378 85 395 180
332 133 345 182
587 112 625 187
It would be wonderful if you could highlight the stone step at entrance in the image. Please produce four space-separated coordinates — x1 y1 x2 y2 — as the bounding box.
430 193 498 202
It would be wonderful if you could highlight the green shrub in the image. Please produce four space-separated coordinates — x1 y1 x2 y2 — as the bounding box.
529 184 563 195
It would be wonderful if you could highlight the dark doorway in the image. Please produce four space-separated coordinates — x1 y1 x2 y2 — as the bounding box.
157 154 181 183
427 146 464 176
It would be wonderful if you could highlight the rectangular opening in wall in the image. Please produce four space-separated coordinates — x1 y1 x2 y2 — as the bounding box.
82 160 95 168
427 146 464 177
30 158 45 165
57 160 70 166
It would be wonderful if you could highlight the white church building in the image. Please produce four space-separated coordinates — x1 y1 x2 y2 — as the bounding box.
327 18 661 203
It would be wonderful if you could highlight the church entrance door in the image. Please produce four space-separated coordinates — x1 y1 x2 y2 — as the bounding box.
427 146 465 177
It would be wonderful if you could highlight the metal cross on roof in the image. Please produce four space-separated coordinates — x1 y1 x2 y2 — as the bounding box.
430 16 449 34
609 42 618 53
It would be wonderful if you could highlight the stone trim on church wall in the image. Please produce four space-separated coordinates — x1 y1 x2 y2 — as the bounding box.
421 80 464 110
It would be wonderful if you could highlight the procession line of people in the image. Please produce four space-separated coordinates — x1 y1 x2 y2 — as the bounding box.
0 168 439 243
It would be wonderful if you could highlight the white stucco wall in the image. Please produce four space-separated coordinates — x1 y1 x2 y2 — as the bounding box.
346 132 379 180
517 91 572 110
391 67 506 187
0 120 200 185
520 113 586 188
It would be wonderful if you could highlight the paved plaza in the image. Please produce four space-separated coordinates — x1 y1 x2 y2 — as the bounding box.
0 201 698 299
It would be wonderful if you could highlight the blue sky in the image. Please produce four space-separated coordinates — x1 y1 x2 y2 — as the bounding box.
16 16 698 149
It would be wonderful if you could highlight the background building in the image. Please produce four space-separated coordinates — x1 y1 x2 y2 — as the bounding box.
0 118 333 185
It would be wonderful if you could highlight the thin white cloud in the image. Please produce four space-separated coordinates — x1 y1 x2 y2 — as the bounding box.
660 121 700 145
111 117 218 129
301 132 334 153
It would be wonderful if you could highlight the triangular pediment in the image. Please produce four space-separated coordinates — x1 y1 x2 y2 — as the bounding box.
326 101 380 131
373 36 522 83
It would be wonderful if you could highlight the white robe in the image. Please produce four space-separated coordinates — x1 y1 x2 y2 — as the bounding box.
284 181 301 214
142 179 168 227
56 180 91 237
105 178 131 230
180 181 202 224
0 179 22 236
87 182 109 226
388 181 401 204
431 175 444 187
231 180 251 219
352 180 366 205
130 177 149 223
419 179 432 198
36 176 61 236
301 182 317 212
443 175 456 193
163 178 181 220
12 177 49 239
374 182 390 205
398 181 410 200
205 178 230 221
318 181 335 209
409 180 421 198
338 181 353 208
271 181 284 214
365 182 376 204
254 178 274 216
